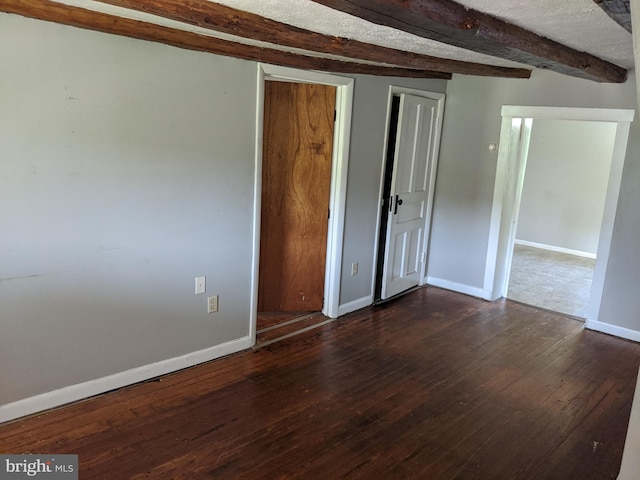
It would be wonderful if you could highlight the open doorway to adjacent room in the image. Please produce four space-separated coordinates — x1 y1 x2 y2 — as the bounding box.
506 119 617 318
485 106 634 327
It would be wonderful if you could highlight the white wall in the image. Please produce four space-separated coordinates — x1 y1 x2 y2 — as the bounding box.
516 119 617 254
0 13 447 417
428 68 640 332
597 0 640 334
0 15 258 408
612 1 640 475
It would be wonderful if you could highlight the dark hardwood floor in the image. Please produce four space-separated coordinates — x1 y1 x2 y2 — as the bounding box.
2 287 639 479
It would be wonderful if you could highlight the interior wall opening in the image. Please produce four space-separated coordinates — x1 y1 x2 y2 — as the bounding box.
505 119 618 318
374 95 401 301
485 106 635 331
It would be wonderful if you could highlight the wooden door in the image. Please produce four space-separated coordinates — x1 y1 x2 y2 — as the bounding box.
381 94 438 299
258 81 336 312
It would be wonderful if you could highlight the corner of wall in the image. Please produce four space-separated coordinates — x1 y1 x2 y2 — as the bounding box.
426 277 493 301
586 320 640 343
338 295 374 317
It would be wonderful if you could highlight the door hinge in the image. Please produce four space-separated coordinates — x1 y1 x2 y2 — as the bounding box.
334 110 337 122
328 208 331 219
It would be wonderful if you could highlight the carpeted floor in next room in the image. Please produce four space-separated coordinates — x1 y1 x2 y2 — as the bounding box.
507 244 596 318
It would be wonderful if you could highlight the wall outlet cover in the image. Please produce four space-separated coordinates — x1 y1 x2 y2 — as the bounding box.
195 276 206 294
208 295 218 313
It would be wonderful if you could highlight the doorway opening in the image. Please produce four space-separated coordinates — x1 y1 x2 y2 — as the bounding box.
506 119 617 318
375 95 401 301
485 106 634 331
374 87 445 303
251 65 354 346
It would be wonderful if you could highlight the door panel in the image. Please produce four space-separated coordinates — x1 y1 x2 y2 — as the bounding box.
381 94 438 300
258 81 336 311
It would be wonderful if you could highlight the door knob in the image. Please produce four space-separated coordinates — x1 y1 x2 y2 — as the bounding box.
394 195 403 214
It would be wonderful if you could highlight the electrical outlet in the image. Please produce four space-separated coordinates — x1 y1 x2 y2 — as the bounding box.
195 276 206 294
351 262 358 276
207 295 218 313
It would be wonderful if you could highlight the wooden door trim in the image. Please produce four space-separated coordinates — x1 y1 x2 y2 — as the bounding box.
374 86 445 298
251 64 354 343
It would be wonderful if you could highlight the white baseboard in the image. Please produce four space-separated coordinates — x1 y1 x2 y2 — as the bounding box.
338 295 373 317
617 367 640 480
0 335 253 424
426 277 493 300
514 239 597 259
586 319 640 343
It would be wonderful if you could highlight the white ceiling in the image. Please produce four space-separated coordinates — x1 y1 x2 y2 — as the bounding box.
214 0 635 70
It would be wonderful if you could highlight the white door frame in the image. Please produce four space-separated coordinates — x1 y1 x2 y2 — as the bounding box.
250 64 354 343
484 106 635 327
373 86 445 297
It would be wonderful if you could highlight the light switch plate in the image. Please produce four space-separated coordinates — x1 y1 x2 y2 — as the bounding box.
195 276 206 295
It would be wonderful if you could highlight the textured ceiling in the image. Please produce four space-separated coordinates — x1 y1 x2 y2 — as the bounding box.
214 0 635 70
455 0 633 67
51 0 635 75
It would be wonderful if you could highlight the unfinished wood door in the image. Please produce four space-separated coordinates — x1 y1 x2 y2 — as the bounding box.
258 81 336 312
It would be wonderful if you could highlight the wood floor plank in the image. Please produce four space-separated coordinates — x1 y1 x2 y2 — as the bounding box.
1 287 639 479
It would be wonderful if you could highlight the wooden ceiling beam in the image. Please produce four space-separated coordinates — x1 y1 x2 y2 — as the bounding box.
0 0 450 79
97 0 530 79
312 0 628 83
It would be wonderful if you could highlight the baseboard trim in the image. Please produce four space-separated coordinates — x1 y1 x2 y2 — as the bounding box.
617 367 640 480
0 335 252 424
338 295 373 317
586 320 640 343
514 239 597 259
426 277 493 300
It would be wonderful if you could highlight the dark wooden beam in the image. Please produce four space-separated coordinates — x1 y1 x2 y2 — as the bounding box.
593 0 632 33
0 0 450 79
312 0 628 83
97 0 530 79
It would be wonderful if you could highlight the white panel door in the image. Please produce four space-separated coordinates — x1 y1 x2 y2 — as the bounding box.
381 94 438 300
